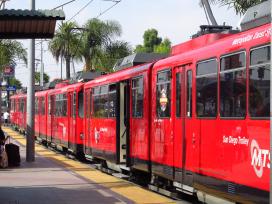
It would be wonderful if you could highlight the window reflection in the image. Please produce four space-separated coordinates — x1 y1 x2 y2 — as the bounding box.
196 59 217 117
93 84 116 118
156 69 171 118
220 52 246 118
132 76 144 118
249 45 270 118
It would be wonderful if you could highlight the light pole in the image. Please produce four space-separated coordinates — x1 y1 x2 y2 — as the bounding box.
26 0 35 162
40 40 44 87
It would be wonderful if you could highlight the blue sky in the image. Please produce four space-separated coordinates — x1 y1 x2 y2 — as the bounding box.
6 0 241 85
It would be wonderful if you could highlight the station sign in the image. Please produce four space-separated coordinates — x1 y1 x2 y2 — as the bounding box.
0 85 16 92
6 86 16 91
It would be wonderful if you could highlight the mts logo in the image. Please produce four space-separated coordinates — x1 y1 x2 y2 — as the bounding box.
250 139 270 178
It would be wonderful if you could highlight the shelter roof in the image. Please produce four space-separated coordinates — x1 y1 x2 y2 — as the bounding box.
0 9 65 39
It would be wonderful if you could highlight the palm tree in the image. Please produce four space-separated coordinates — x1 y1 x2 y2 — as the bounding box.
80 18 122 72
49 21 82 79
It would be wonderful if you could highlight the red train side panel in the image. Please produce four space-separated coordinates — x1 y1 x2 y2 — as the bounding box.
149 23 270 203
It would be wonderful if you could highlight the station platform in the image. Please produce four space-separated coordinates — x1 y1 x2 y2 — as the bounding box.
0 127 179 204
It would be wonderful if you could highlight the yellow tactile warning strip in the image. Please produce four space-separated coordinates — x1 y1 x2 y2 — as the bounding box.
3 127 176 204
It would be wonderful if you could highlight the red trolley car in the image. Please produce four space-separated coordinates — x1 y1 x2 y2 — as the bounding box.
35 90 49 141
84 63 153 171
47 82 84 157
10 93 27 132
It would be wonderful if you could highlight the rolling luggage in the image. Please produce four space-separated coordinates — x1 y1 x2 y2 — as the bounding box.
0 146 8 168
5 143 20 167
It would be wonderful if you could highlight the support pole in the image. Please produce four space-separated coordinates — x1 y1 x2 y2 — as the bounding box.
61 57 63 79
26 0 35 162
40 40 44 87
7 77 10 110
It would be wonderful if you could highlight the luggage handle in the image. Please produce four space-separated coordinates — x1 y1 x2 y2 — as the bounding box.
4 135 10 144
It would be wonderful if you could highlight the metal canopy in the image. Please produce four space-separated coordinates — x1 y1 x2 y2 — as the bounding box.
240 1 271 31
0 9 65 38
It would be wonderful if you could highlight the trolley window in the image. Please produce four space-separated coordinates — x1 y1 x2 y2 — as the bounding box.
220 52 246 118
249 45 270 118
13 99 15 111
73 92 76 118
196 59 217 117
22 100 25 113
48 97 51 115
176 73 181 117
156 69 171 118
41 97 45 115
187 70 192 117
85 92 89 118
18 100 20 112
78 90 84 118
132 76 144 118
63 94 67 116
19 99 25 113
10 100 13 111
93 87 101 117
55 95 59 116
108 84 116 118
48 96 53 116
92 84 116 118
35 97 39 115
55 94 67 117
93 86 108 118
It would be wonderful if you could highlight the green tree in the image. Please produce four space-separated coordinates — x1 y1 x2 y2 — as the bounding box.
143 29 162 53
135 44 147 53
154 38 171 54
135 28 171 54
97 41 132 72
9 77 22 89
80 18 122 72
204 0 266 14
0 40 27 70
35 72 50 85
49 22 82 79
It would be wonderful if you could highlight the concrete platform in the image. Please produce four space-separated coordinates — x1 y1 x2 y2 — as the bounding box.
0 127 177 204
0 137 132 204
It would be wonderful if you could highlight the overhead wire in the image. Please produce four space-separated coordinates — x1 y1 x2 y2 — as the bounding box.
70 0 122 63
96 0 121 18
68 0 95 22
51 0 77 10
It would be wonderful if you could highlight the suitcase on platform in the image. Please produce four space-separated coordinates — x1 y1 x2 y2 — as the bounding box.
5 143 20 167
0 146 8 168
